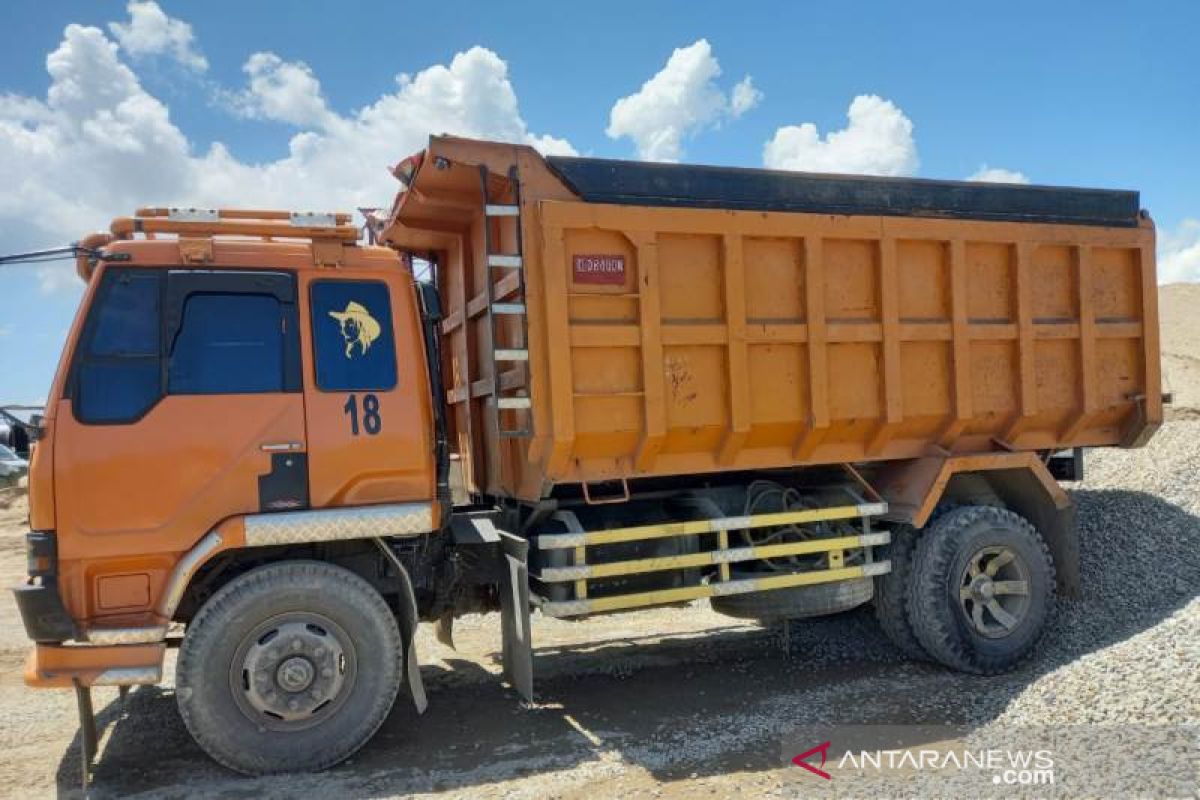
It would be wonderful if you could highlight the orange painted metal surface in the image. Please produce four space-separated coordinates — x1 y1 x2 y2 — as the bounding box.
873 451 1071 528
383 137 1161 502
39 228 437 633
24 642 165 688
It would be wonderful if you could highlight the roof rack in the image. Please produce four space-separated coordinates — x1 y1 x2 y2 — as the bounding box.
109 208 360 242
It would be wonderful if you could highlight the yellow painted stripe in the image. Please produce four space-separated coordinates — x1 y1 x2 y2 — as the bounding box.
535 532 890 582
537 503 885 549
540 565 871 616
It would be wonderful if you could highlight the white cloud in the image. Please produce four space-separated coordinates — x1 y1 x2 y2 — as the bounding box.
1160 219 1200 284
730 76 763 118
226 52 334 128
36 264 81 294
967 165 1030 184
0 21 574 285
0 24 191 241
606 39 761 162
108 1 207 71
763 94 918 177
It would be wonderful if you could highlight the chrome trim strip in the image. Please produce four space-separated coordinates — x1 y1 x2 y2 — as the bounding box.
156 530 223 620
243 502 434 547
259 441 302 452
290 211 337 228
167 207 218 222
86 625 168 646
92 666 162 686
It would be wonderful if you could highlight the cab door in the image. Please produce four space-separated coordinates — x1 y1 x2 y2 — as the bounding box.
54 266 306 622
299 269 435 509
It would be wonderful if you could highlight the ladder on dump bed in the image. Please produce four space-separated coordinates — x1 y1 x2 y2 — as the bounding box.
478 165 533 438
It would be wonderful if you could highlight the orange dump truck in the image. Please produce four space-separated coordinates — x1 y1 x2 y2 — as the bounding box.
13 136 1161 777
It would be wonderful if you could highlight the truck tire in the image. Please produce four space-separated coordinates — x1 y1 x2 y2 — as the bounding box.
176 561 402 775
907 506 1054 674
871 525 928 660
710 572 873 621
870 504 964 661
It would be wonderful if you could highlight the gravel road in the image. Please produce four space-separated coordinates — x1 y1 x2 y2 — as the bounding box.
0 423 1196 798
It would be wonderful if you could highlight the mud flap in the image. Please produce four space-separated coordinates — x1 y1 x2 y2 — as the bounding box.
74 679 97 792
372 539 427 714
497 531 533 703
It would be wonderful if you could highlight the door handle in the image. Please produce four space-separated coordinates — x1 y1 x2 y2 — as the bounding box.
260 442 303 452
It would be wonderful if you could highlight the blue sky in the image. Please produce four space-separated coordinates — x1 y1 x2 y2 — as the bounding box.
1 0 1198 404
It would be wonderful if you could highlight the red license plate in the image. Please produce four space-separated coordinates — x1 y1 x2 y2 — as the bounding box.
572 254 626 285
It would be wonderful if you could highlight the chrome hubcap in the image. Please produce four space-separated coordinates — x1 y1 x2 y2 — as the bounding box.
276 656 315 693
957 546 1032 639
232 616 354 727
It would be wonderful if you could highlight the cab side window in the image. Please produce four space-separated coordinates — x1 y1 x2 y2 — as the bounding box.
73 269 162 423
167 293 288 394
164 271 300 396
72 269 300 424
309 280 397 391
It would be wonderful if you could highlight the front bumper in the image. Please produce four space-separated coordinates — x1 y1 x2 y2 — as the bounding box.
12 581 77 643
24 642 164 688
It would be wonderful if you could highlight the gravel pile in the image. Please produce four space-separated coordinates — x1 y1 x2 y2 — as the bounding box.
813 416 1200 792
591 422 1200 798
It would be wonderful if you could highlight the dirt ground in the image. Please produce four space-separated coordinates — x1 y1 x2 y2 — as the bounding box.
1 479 1196 800
0 286 1196 798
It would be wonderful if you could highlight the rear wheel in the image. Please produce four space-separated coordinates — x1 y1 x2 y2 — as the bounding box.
872 525 928 660
176 561 401 775
907 506 1054 674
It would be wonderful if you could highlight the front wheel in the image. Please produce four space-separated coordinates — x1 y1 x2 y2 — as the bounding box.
176 561 402 775
907 506 1055 674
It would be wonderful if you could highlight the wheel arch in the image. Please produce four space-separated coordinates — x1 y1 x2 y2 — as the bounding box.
874 452 1079 597
173 538 385 625
172 535 432 716
161 502 441 625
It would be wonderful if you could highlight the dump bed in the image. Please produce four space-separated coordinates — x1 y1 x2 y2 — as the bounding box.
381 137 1161 501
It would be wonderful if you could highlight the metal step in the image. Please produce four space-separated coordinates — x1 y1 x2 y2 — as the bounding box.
480 162 534 444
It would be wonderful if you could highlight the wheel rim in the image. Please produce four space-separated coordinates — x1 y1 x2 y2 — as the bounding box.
229 612 357 731
957 545 1032 639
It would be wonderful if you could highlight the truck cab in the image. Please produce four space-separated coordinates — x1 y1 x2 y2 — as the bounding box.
16 209 452 773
